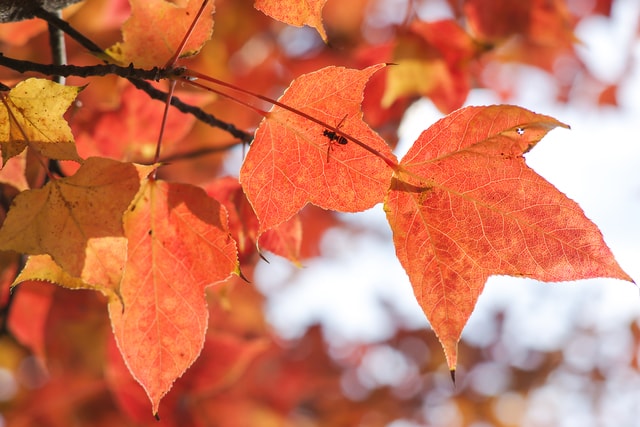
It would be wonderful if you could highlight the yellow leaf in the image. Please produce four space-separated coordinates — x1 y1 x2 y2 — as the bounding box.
0 158 153 291
12 254 111 295
0 78 82 164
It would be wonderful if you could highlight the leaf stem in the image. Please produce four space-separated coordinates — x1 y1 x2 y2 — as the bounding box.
153 80 176 178
164 0 210 68
184 78 270 117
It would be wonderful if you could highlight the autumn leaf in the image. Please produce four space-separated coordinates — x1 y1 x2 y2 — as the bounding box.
108 179 238 415
106 331 269 425
384 105 634 373
383 20 480 114
206 176 302 264
240 64 397 234
255 0 328 42
106 0 215 68
13 254 96 292
464 0 578 72
0 149 28 191
464 0 575 45
0 78 82 164
71 81 210 166
0 158 152 293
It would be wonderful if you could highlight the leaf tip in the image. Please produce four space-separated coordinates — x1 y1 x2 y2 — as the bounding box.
236 266 251 283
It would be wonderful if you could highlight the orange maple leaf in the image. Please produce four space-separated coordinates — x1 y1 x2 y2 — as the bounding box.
106 0 215 68
239 64 397 234
255 0 328 42
0 78 82 164
384 105 634 374
108 179 238 415
0 158 152 293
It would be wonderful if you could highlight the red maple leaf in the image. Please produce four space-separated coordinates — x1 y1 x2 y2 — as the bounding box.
108 179 238 414
239 64 397 234
385 105 633 373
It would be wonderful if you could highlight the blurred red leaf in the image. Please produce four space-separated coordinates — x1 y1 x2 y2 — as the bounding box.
7 281 54 364
255 0 328 42
383 20 479 113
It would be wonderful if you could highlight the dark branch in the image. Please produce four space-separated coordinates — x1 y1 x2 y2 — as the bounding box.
0 54 253 143
0 53 175 80
3 7 254 144
127 78 253 143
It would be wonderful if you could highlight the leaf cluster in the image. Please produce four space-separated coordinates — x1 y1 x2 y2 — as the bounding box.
0 0 635 424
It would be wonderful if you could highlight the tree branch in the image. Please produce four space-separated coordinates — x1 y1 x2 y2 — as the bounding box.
0 7 254 144
0 54 253 143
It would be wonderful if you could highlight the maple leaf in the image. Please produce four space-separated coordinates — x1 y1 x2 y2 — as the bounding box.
106 0 215 68
239 64 397 234
384 105 634 373
108 179 238 415
255 0 328 42
0 78 82 164
0 158 152 293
